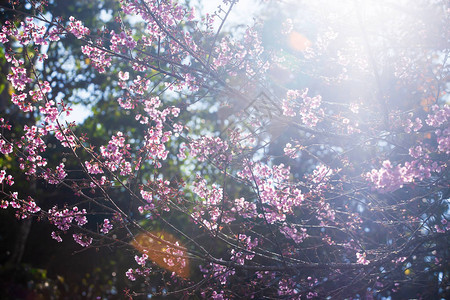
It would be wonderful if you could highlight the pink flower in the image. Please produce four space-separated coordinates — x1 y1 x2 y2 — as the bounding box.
67 16 90 39
51 231 63 243
72 233 92 247
100 218 113 234
356 252 370 265
125 268 136 281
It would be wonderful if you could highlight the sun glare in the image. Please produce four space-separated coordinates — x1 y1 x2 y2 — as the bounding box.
283 0 439 54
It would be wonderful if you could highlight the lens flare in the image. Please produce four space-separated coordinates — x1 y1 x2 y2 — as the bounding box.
288 31 311 52
132 231 189 278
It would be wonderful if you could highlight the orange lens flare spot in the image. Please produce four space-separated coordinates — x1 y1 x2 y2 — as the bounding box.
132 231 189 278
288 31 312 52
420 97 435 112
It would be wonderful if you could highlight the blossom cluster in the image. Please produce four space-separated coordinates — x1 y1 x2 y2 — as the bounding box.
67 16 90 39
47 206 88 231
281 88 324 127
368 105 449 192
